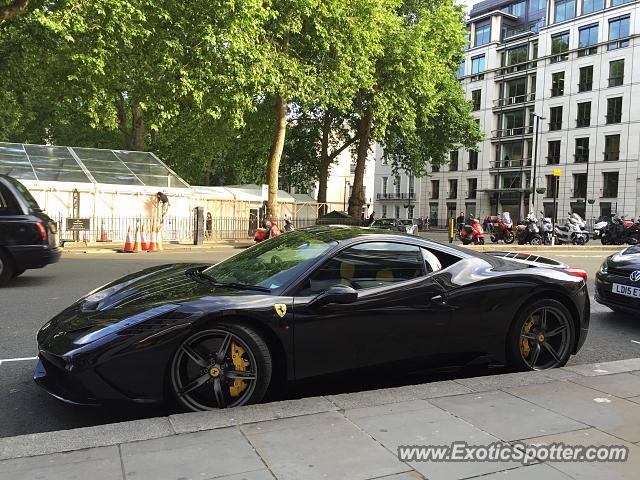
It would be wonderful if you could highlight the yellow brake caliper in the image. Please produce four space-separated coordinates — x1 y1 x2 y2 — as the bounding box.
229 342 250 397
521 317 535 358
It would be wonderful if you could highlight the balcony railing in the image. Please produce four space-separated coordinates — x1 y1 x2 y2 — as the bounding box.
608 76 623 87
550 53 569 63
493 93 535 108
574 153 589 163
496 61 537 77
578 81 592 92
550 87 564 97
549 121 562 131
576 118 590 128
490 158 532 169
577 46 598 57
547 156 560 165
606 114 621 124
376 192 416 200
603 151 620 162
492 126 533 138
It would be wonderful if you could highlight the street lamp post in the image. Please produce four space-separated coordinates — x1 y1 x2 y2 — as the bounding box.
531 113 545 215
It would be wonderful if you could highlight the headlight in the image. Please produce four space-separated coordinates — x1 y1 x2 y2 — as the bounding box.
599 261 608 274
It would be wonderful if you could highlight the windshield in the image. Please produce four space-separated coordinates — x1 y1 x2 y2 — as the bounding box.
400 219 413 225
372 219 395 227
5 176 41 212
203 231 337 289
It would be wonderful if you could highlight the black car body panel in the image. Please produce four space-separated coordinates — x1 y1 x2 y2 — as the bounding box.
35 227 590 406
0 174 61 275
595 245 640 314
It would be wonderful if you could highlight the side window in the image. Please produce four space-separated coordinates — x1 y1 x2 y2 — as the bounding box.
302 242 426 294
0 186 14 216
422 248 442 273
422 247 463 270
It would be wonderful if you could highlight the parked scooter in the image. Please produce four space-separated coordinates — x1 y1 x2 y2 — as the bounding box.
254 220 282 242
485 212 515 244
600 215 639 245
284 217 295 232
516 213 543 245
592 215 609 241
460 216 485 245
555 213 590 245
539 213 553 245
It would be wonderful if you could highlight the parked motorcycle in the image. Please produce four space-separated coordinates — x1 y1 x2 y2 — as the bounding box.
485 212 515 244
515 213 543 245
555 213 590 245
284 218 295 232
254 220 282 242
600 215 639 245
539 214 553 245
460 216 485 245
592 215 610 241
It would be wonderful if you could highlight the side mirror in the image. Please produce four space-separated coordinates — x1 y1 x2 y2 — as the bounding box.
308 285 358 309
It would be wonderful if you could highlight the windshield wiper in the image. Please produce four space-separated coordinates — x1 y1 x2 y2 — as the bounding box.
185 268 270 292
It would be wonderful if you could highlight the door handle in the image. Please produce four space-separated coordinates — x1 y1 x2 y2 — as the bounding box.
430 294 447 305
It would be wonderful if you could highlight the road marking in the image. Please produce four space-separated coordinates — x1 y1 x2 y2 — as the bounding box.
0 356 38 366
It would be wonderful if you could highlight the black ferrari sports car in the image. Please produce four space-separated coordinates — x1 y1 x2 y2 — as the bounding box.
35 226 590 411
595 245 640 315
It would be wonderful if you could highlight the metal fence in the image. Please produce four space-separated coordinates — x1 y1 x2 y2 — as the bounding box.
55 215 320 243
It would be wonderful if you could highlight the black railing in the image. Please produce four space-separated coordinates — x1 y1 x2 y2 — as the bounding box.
606 114 621 124
551 88 564 97
549 122 562 131
547 156 560 165
376 192 416 200
576 118 590 128
577 46 598 57
608 76 623 87
574 154 589 163
578 81 592 92
603 151 620 162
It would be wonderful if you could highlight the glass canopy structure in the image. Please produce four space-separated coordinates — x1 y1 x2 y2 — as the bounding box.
0 142 189 188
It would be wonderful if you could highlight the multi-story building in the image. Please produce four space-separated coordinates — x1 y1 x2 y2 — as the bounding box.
379 0 640 225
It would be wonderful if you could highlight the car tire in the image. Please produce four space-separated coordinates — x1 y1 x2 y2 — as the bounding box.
507 299 575 371
169 323 272 411
0 250 15 287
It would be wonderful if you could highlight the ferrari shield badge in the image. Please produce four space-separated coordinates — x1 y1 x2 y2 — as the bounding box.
274 304 287 318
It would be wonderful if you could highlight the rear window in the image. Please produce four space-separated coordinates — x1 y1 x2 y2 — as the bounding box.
4 176 41 212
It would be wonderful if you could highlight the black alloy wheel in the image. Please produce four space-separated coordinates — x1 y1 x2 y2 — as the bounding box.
170 324 272 411
504 232 515 244
508 299 574 371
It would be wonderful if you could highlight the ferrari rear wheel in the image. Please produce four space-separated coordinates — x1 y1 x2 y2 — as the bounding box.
507 299 574 371
170 324 272 411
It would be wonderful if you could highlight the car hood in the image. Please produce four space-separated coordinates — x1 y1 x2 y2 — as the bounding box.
608 247 640 269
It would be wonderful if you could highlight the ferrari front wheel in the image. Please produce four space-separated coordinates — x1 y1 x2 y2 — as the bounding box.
507 299 574 371
170 324 272 411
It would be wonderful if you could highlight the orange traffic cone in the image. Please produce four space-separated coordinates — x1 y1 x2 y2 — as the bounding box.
99 219 108 242
156 226 163 251
132 226 142 253
140 224 149 251
123 226 133 252
148 226 158 252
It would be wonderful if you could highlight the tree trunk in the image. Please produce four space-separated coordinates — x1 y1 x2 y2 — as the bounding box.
115 94 131 150
131 103 145 151
203 157 214 185
0 0 30 22
266 92 287 216
316 112 332 215
348 109 373 218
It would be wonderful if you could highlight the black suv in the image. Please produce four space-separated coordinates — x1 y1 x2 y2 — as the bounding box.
0 174 61 285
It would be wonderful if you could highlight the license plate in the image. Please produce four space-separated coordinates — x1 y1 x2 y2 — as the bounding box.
612 283 640 299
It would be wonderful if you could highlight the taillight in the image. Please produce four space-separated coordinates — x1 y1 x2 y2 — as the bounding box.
566 268 588 282
35 222 47 241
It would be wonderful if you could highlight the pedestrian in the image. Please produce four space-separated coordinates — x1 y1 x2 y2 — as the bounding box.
205 212 212 240
368 211 375 226
456 210 465 235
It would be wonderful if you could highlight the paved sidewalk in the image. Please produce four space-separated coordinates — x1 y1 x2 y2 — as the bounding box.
2 358 640 479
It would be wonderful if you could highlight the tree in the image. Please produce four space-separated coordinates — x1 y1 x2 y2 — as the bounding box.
347 0 480 217
0 0 31 22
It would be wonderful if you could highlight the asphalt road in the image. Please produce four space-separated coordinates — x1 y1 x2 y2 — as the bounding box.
1 247 639 438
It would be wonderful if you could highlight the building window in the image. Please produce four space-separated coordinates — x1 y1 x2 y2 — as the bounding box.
611 0 634 5
576 102 591 128
394 175 401 195
581 0 603 15
468 150 478 170
382 177 388 195
604 134 620 161
457 61 465 79
381 205 387 217
608 16 630 51
554 0 575 23
395 205 400 218
549 106 563 131
545 175 559 198
578 66 593 92
471 55 486 79
430 180 440 199
467 178 478 199
573 173 587 198
609 60 624 87
505 45 528 69
575 138 589 163
432 164 440 173
551 72 565 96
510 1 526 16
471 90 481 111
547 140 561 164
503 77 527 105
529 0 547 13
475 22 491 47
551 32 570 63
449 151 459 171
606 97 622 124
408 175 415 196
448 179 458 199
578 24 598 56
602 172 619 198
